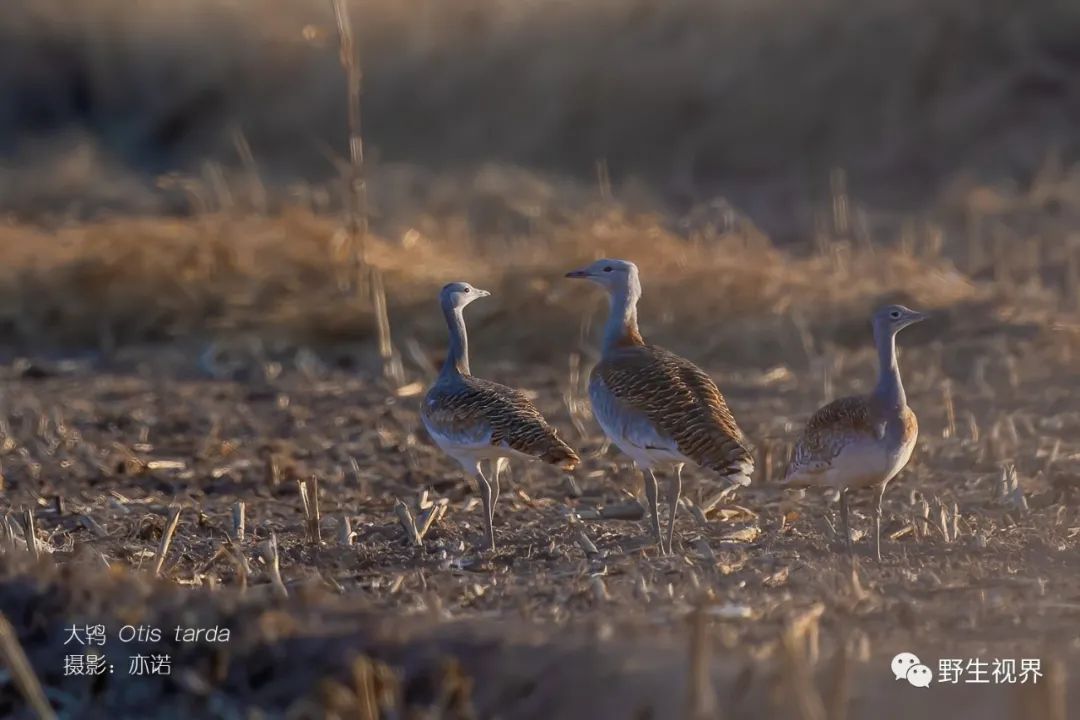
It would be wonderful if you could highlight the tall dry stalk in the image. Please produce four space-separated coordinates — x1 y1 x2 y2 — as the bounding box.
371 267 405 387
942 379 956 438
779 622 826 720
595 158 612 201
231 127 268 214
0 612 56 720
685 607 718 720
330 0 403 388
1066 238 1079 312
330 0 368 276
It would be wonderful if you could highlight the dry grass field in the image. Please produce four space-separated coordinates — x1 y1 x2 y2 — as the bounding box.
2 1 1080 719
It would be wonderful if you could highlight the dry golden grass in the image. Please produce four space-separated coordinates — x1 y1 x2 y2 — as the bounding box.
0 162 1074 365
0 182 1077 717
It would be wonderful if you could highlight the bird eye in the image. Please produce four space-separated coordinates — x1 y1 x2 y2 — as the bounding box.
463 288 471 293
603 266 613 272
890 310 901 319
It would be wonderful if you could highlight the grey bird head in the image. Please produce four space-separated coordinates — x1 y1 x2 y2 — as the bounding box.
440 282 491 310
874 304 928 334
564 258 639 291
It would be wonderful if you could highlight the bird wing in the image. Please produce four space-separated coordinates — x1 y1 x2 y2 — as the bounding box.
785 395 882 477
423 376 579 469
592 344 753 477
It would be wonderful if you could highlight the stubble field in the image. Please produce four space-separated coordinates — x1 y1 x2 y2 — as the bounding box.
1 182 1079 718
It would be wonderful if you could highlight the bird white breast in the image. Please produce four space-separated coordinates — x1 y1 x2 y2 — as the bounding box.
422 415 533 470
421 412 485 448
818 435 916 490
589 377 686 469
884 433 917 483
825 440 892 489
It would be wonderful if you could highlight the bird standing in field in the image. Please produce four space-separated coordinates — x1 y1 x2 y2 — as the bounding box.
565 259 754 554
421 282 579 551
782 304 928 561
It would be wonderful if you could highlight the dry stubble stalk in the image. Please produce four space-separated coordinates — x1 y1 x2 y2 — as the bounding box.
232 501 245 542
154 505 183 577
298 477 322 545
0 612 56 720
22 508 38 561
394 500 422 547
266 532 288 598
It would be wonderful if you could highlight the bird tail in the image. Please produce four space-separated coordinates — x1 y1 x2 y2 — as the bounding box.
712 450 754 487
541 439 580 471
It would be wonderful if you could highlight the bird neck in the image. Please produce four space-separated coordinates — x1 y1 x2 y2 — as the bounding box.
603 277 644 353
872 324 905 409
441 301 470 376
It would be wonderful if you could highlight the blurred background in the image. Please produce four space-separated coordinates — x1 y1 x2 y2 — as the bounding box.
3 0 1080 216
0 0 1078 359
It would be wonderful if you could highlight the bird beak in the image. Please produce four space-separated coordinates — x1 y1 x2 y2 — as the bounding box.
565 268 591 279
475 289 492 298
910 310 930 324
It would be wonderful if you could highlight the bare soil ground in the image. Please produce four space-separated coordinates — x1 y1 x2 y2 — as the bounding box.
0 186 1079 717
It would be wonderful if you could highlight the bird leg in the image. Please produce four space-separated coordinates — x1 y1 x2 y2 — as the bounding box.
874 481 886 563
644 469 665 554
665 463 684 554
839 488 853 557
475 463 496 552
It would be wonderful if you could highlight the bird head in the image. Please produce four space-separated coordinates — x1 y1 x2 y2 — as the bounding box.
873 304 928 335
440 282 491 310
564 258 639 293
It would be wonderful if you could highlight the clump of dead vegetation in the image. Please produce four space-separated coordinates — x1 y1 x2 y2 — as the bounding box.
1 157 1077 374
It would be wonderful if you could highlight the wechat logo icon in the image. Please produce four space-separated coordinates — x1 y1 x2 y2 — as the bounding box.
892 652 933 688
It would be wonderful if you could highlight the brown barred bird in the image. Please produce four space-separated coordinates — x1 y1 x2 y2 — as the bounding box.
565 259 753 554
782 304 927 562
421 282 579 551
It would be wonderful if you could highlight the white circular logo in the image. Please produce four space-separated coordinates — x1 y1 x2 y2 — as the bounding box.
906 664 933 688
891 652 921 681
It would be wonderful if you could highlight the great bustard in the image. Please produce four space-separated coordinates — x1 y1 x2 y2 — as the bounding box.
421 282 579 551
782 304 928 561
565 259 754 554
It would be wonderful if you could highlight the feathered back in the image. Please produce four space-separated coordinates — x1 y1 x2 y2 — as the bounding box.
423 374 580 469
784 394 918 481
593 344 753 477
785 396 877 477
